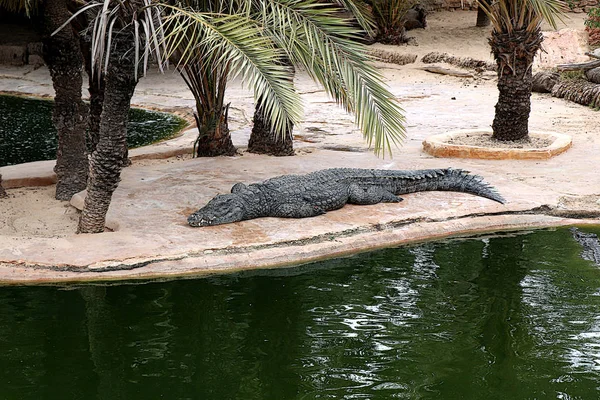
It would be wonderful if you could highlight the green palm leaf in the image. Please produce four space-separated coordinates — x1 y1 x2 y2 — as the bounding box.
256 0 405 155
477 0 566 34
162 6 303 134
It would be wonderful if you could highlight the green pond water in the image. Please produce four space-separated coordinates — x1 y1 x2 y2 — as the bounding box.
1 227 600 399
0 95 187 167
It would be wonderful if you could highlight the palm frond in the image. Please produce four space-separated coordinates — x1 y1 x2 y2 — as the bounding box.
55 0 168 80
256 0 405 156
332 0 376 37
477 0 566 35
0 0 37 16
162 6 302 134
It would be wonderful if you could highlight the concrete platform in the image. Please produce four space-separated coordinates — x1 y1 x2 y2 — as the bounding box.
1 30 599 284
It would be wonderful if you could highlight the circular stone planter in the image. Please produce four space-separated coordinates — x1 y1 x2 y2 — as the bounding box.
422 130 572 160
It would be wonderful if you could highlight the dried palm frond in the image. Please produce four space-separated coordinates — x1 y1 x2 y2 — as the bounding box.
369 49 417 65
552 79 600 108
52 0 168 81
422 52 496 71
531 71 559 92
0 0 37 16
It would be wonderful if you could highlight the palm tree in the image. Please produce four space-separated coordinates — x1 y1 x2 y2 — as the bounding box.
43 0 90 200
60 0 169 233
165 0 405 157
164 1 303 158
247 0 375 156
167 0 238 157
76 26 139 233
248 100 295 156
1 0 89 200
371 0 414 45
478 0 565 141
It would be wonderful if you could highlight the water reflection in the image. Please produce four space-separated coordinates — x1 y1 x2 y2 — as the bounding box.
0 227 598 399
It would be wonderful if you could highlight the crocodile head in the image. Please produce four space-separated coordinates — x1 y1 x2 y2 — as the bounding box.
187 194 246 227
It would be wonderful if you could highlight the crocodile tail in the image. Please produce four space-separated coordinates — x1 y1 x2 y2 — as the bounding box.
435 168 505 204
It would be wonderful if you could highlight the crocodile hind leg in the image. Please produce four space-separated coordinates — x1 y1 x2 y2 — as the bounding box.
271 202 326 218
347 184 403 205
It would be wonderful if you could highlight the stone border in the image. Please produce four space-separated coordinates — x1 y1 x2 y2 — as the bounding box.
422 129 573 160
0 127 198 189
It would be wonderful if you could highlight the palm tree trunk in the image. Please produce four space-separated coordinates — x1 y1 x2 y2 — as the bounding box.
42 0 88 200
490 30 542 141
376 26 409 45
77 29 138 234
248 60 295 156
586 67 600 84
80 35 131 165
87 77 105 153
177 59 237 157
80 34 105 154
492 61 533 141
248 106 294 156
193 107 237 157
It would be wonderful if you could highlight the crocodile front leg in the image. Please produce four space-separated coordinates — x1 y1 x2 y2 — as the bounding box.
271 202 326 218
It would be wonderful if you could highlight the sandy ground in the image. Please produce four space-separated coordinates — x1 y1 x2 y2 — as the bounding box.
0 186 79 237
0 11 598 283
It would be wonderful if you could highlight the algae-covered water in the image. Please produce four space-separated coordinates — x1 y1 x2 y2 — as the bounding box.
1 227 599 399
0 95 187 167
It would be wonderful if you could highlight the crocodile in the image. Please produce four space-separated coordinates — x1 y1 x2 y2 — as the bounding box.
187 168 505 227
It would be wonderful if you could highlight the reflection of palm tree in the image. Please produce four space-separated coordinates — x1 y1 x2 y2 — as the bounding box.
413 236 530 396
234 276 304 398
472 236 530 395
160 278 247 397
80 286 127 399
